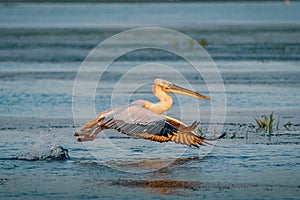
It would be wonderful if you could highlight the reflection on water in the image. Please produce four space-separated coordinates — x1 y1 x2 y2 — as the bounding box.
111 179 300 196
114 180 197 196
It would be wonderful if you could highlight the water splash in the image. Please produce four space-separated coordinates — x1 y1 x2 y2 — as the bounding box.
15 145 70 161
14 130 70 161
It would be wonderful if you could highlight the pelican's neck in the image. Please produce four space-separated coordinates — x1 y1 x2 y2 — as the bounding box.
143 84 173 115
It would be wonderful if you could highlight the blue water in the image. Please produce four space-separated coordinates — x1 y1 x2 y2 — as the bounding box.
1 2 300 28
1 2 300 199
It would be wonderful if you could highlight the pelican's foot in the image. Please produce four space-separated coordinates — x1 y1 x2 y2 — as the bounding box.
74 130 91 136
77 136 96 142
75 126 104 142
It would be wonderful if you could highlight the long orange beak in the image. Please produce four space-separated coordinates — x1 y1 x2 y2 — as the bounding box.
168 84 211 100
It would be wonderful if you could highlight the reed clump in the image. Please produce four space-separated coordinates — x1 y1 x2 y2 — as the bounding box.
254 112 274 135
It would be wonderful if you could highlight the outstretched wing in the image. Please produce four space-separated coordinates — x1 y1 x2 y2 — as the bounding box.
162 115 208 147
97 101 206 147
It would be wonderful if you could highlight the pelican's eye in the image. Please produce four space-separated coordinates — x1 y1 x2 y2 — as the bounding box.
164 85 172 90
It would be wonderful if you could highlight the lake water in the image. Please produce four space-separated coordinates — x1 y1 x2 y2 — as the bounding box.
0 2 300 199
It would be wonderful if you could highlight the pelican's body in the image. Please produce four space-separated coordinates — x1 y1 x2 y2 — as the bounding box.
75 79 212 147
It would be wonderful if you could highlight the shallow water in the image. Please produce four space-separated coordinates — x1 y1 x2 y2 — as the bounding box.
1 2 300 199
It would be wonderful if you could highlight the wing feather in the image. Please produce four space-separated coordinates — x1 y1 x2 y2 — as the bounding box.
99 103 176 138
79 101 206 147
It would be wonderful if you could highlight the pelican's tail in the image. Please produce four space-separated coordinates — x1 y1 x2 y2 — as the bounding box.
173 122 226 147
168 121 206 147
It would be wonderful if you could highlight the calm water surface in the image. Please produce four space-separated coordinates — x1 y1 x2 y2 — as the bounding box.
0 2 300 199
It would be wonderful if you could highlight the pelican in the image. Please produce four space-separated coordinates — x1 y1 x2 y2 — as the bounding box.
74 79 215 147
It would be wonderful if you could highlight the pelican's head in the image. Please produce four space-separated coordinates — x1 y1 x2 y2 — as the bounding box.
154 79 211 100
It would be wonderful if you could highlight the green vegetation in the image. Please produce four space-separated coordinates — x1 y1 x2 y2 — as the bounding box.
196 112 299 141
197 127 203 137
231 132 237 139
254 112 275 135
199 39 207 48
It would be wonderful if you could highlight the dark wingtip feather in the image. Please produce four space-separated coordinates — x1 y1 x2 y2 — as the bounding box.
218 132 226 139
